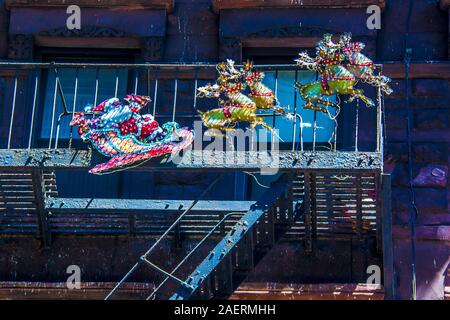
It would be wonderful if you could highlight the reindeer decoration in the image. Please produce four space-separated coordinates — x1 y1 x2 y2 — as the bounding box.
197 59 291 136
295 34 375 113
295 33 392 113
338 32 393 95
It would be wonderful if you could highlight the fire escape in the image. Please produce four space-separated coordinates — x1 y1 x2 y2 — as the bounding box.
0 62 393 299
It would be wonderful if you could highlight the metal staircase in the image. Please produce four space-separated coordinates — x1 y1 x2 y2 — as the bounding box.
105 173 302 300
0 61 393 299
0 169 57 247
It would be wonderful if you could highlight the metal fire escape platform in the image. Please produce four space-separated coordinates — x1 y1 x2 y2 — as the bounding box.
0 149 382 172
0 62 393 299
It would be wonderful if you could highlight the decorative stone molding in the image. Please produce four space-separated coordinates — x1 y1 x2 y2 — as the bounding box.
222 25 377 60
142 36 165 62
6 0 174 12
8 33 33 60
440 0 450 10
225 26 333 60
34 27 144 50
9 26 167 61
38 26 131 38
213 0 386 13
245 25 332 39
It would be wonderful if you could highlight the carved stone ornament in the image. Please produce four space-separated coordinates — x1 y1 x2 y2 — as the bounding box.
8 34 33 60
142 36 165 62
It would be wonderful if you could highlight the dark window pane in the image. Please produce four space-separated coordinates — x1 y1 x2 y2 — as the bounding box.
41 68 128 139
256 70 337 144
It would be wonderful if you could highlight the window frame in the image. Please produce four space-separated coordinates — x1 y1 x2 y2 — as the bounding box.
33 47 138 149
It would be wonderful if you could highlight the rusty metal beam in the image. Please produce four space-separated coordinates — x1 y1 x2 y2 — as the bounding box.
0 149 382 171
46 198 255 214
0 149 91 169
139 151 383 172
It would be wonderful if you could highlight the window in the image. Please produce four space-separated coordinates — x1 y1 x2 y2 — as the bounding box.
40 68 129 140
37 49 136 143
262 70 337 145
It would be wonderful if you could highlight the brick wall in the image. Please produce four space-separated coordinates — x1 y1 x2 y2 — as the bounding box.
381 0 449 300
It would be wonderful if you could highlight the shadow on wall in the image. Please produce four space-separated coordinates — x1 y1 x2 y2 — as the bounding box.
0 1 9 58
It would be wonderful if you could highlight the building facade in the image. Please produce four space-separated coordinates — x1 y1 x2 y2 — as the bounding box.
0 0 449 300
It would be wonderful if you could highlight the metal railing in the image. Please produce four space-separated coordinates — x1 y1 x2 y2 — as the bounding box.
0 61 385 153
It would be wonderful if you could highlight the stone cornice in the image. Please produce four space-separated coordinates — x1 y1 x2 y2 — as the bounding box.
212 0 386 13
383 62 450 80
5 0 174 12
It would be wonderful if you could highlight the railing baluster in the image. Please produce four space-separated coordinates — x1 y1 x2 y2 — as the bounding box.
147 69 151 96
54 116 63 150
312 110 317 152
48 76 59 149
55 69 78 149
312 71 320 152
7 74 18 149
193 78 198 110
68 68 79 149
153 69 159 116
28 73 39 149
355 99 359 152
272 70 278 128
172 70 178 122
272 69 280 143
114 69 119 98
333 118 338 152
297 114 304 152
192 69 199 126
291 70 298 151
134 71 139 95
94 69 99 107
376 67 384 155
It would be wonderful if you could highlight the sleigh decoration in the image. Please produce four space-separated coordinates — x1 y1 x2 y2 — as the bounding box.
70 94 194 175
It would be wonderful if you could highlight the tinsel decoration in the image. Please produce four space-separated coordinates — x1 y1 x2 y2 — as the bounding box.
70 94 194 174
